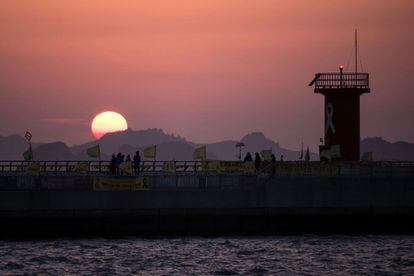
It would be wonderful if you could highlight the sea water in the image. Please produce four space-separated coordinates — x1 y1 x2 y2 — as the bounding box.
1 235 413 275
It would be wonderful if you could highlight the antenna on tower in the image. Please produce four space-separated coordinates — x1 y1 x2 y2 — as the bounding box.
355 29 358 74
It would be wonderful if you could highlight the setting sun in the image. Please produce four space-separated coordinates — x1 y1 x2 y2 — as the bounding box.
91 111 128 139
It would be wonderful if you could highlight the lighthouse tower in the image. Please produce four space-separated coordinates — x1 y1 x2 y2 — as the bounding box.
309 31 370 161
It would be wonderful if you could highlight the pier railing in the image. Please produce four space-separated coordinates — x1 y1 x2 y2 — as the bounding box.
0 160 414 177
0 160 206 174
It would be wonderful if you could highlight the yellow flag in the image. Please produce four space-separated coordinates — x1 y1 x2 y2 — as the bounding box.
260 149 272 161
361 151 373 162
144 145 157 158
320 149 331 162
330 144 341 159
193 145 206 160
87 145 100 158
23 147 33 161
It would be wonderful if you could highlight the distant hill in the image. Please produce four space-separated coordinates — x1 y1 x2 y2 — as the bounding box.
33 142 75 161
361 137 414 161
206 140 241 160
70 130 315 161
0 135 29 159
1 130 413 161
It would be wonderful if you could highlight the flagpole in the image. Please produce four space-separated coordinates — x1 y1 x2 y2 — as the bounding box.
98 145 101 173
25 131 33 163
154 146 157 172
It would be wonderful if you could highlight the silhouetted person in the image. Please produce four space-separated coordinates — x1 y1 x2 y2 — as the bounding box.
254 152 262 172
110 154 117 175
271 154 277 175
243 152 253 163
280 155 284 162
126 154 131 162
116 152 123 174
133 151 141 175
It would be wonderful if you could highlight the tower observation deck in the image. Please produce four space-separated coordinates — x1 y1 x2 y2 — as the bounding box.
312 72 370 93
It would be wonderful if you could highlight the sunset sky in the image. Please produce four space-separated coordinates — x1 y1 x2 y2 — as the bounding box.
0 0 413 150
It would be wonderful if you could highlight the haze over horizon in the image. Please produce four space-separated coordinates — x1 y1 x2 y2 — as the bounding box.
1 0 413 151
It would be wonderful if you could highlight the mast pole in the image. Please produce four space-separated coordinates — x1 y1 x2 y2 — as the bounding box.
355 29 358 74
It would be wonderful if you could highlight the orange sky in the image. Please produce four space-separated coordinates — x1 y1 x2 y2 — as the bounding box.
0 0 413 150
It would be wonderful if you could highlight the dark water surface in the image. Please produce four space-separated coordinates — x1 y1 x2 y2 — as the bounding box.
1 236 413 275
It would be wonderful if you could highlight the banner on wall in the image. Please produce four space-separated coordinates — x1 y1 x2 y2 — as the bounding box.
93 177 149 191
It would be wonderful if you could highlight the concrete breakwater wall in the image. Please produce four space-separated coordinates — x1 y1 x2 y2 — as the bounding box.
0 173 413 234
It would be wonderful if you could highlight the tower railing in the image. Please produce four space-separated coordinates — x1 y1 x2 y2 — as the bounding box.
312 73 369 90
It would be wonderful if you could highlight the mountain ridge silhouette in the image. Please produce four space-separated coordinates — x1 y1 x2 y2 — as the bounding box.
1 129 413 161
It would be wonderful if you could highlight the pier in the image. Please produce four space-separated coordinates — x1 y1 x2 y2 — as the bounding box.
0 160 413 236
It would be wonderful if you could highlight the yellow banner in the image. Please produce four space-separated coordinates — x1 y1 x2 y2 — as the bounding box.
217 161 244 173
276 163 338 176
93 177 149 191
203 160 254 173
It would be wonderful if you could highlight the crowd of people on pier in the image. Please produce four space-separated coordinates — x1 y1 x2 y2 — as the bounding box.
110 151 141 175
243 152 282 174
107 150 283 175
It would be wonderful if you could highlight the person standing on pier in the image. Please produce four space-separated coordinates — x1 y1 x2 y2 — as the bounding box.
271 154 277 175
126 154 131 162
254 152 262 172
110 154 117 175
133 151 141 175
243 152 253 163
116 152 124 174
